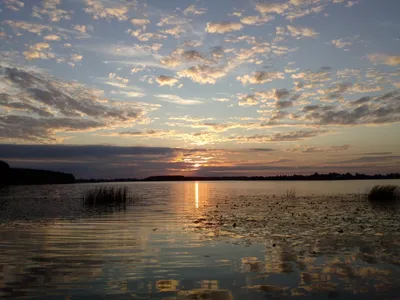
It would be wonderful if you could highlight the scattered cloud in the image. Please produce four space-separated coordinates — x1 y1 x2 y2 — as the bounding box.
286 25 319 38
229 130 328 143
255 2 289 14
0 65 151 142
83 0 129 21
155 94 203 105
4 20 52 35
156 75 180 87
368 53 400 66
206 22 243 34
286 144 351 153
131 18 150 26
44 34 61 41
32 0 72 22
237 71 285 85
183 5 206 16
4 0 24 11
178 65 228 84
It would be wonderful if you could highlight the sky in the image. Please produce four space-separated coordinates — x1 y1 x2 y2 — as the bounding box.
0 0 399 179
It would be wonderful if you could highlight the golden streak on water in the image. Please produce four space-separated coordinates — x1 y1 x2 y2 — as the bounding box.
195 182 199 209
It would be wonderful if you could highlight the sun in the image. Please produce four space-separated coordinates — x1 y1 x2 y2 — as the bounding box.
193 163 201 168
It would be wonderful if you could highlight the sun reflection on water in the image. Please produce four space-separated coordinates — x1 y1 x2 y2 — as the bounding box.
195 181 199 209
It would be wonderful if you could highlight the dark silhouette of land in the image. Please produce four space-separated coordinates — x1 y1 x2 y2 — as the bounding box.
0 160 75 186
77 173 400 183
1 160 399 185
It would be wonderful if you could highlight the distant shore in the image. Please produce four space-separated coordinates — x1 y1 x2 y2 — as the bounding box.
76 173 400 183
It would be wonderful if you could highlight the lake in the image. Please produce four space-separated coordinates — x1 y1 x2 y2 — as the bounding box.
0 180 400 299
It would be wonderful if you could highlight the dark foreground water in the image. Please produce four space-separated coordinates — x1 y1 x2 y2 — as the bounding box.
0 180 399 299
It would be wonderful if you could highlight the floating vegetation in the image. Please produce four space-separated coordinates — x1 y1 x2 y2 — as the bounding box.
367 185 400 203
82 187 130 206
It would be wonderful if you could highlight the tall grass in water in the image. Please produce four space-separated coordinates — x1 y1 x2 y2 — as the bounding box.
82 187 129 206
285 188 296 200
367 185 400 203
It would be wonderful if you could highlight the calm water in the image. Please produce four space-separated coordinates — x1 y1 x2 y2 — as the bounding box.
0 180 400 299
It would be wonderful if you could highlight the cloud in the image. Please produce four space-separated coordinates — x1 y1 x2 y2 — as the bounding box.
114 129 176 138
286 25 319 38
238 94 259 106
177 65 228 84
255 2 289 14
0 144 176 159
331 38 352 48
5 20 52 35
359 152 393 156
44 34 61 41
240 15 274 25
214 97 230 102
155 94 203 105
4 0 24 11
156 75 179 87
249 148 275 152
170 121 257 132
237 71 285 85
256 88 290 101
331 155 400 164
23 51 55 60
289 0 320 6
131 18 150 26
32 0 72 22
0 65 151 142
183 5 206 15
160 48 217 68
206 22 243 34
229 130 328 143
368 54 400 66
291 68 331 84
130 29 168 42
286 144 351 153
73 25 91 33
295 90 400 125
110 90 146 98
83 0 129 21
71 54 83 62
23 42 55 60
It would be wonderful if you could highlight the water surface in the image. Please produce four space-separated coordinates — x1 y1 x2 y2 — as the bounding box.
0 180 399 299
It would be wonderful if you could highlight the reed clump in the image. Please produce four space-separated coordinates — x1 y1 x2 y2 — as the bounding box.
367 185 399 203
82 187 129 206
285 188 296 200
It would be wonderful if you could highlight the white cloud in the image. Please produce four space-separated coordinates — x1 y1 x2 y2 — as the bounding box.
255 2 289 14
368 54 400 66
286 25 319 38
206 22 243 34
131 18 150 26
83 0 129 21
4 0 24 11
240 15 274 25
156 75 179 87
331 38 352 48
44 34 61 41
155 94 203 105
177 65 228 84
71 54 83 62
183 5 206 16
237 71 285 85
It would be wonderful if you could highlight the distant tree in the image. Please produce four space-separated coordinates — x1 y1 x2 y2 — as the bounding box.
0 160 10 186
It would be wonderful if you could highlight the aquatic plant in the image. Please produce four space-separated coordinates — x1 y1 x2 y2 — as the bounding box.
285 188 296 200
82 187 129 206
367 185 400 203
